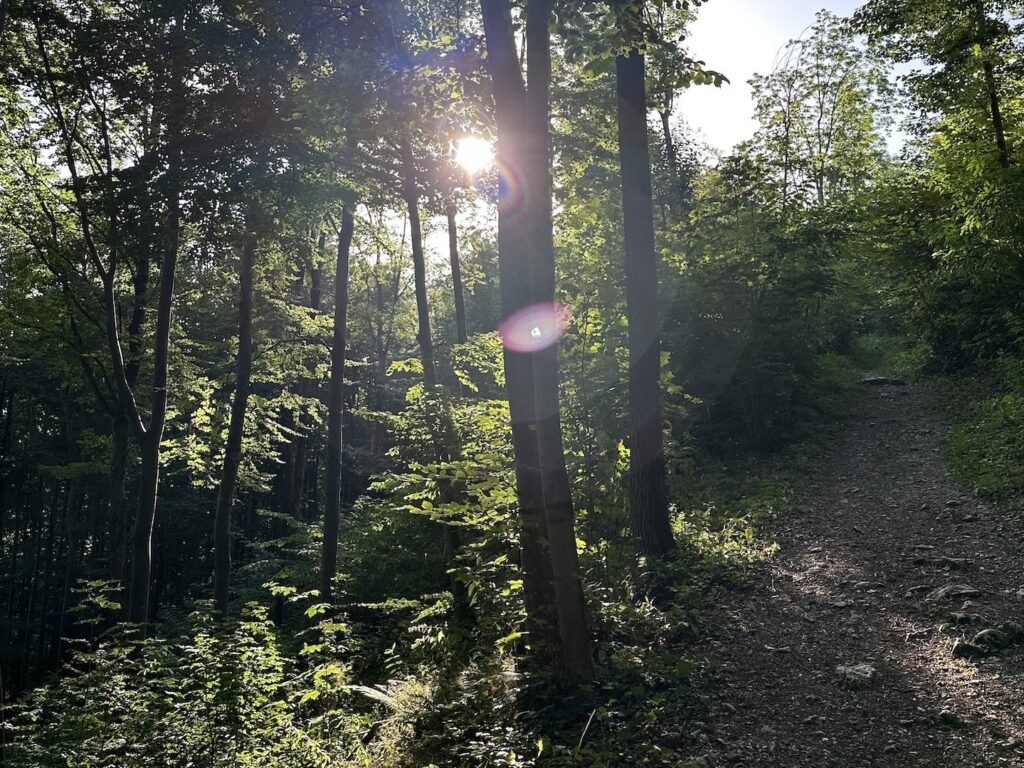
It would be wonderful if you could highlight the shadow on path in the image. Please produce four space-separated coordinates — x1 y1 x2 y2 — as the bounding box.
687 383 1024 767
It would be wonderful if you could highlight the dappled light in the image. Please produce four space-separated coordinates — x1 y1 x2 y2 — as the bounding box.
3 0 1024 765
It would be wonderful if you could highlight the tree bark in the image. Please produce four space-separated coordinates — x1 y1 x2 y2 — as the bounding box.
481 0 595 682
288 231 325 521
213 225 258 614
972 0 1010 169
447 201 469 344
481 0 557 668
320 208 355 601
400 136 437 388
615 46 675 557
124 12 185 631
982 59 1009 168
107 408 129 587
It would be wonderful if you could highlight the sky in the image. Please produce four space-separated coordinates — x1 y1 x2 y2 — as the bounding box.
677 0 864 155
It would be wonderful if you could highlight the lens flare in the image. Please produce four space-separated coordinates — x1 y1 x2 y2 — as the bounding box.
500 303 571 353
496 161 526 218
454 136 494 175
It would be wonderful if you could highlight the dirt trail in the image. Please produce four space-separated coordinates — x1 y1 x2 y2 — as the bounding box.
689 382 1024 767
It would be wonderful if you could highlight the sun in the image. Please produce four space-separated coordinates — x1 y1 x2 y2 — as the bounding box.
453 136 494 174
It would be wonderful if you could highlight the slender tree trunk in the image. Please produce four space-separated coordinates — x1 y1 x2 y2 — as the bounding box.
320 208 355 600
125 158 180 629
659 109 675 173
400 136 437 388
446 201 468 344
54 485 84 662
482 0 595 682
658 107 680 221
971 0 1010 169
288 232 325 521
125 13 185 631
108 408 129 587
615 46 674 557
0 389 14 568
128 440 159 626
982 59 1010 168
213 226 258 613
34 480 59 673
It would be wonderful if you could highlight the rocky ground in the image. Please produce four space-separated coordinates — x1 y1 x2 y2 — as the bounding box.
686 381 1024 767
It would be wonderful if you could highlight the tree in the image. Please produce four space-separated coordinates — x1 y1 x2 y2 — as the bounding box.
751 10 889 212
612 0 674 556
854 0 1014 168
15 2 190 628
213 223 258 613
480 0 595 682
320 207 355 601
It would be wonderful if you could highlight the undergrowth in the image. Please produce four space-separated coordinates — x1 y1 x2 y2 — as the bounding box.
1 353 863 768
941 358 1024 506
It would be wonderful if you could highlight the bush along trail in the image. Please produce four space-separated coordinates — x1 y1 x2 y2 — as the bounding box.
685 380 1024 767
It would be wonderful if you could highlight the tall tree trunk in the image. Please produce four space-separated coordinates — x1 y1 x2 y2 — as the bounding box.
124 12 185 631
320 208 355 600
615 45 674 557
108 408 129 587
0 388 14 569
446 201 468 344
400 141 470 613
125 196 179 628
400 136 437 388
54 484 84 663
213 226 258 613
481 0 557 671
982 59 1009 168
481 0 595 682
659 109 675 172
972 0 1010 169
288 232 325 521
128 439 160 626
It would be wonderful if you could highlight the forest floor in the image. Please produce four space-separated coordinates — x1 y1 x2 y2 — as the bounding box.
685 381 1024 767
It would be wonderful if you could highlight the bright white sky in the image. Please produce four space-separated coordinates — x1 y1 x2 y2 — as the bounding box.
677 0 864 155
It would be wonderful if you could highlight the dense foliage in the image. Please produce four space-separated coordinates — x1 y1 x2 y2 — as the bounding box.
1 0 1022 764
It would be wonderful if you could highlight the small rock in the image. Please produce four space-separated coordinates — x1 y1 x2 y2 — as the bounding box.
936 709 967 729
1001 620 1024 638
835 663 878 690
853 581 883 591
860 375 908 386
952 639 987 659
973 628 1012 651
915 555 972 570
950 611 984 625
883 743 897 754
958 622 1024 658
926 584 982 602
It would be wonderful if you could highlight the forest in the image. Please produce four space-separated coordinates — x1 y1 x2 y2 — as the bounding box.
1 0 1024 765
